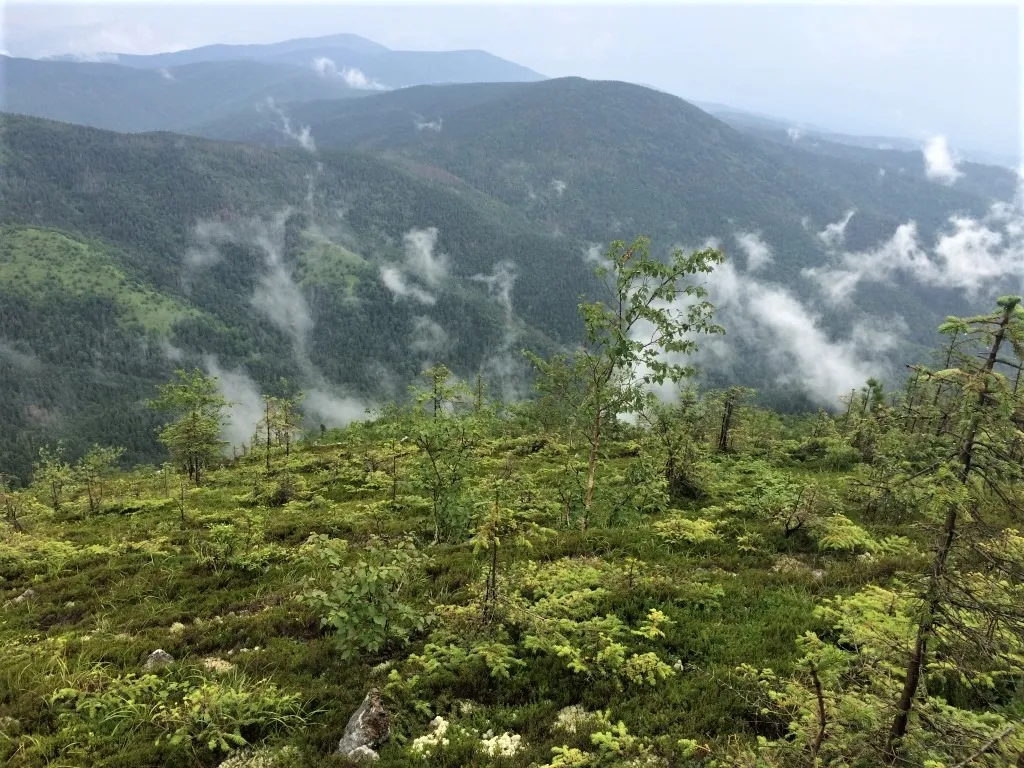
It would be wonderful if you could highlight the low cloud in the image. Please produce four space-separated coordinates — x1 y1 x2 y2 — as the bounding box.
251 232 314 349
159 338 184 362
922 135 962 185
629 237 898 406
786 127 802 142
733 231 772 271
403 227 448 288
817 209 856 250
551 179 567 197
304 388 372 427
805 193 1024 301
413 115 443 132
204 356 263 449
472 261 525 401
471 260 516 321
410 316 451 355
312 57 389 90
63 52 120 63
261 97 316 152
380 227 450 304
380 265 436 305
704 263 899 405
157 67 175 81
0 341 40 371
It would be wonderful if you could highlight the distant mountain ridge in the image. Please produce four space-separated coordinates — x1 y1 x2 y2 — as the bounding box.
1 32 544 133
45 32 391 66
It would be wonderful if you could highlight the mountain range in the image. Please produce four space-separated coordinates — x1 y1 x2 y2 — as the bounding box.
1 32 1020 479
0 33 543 133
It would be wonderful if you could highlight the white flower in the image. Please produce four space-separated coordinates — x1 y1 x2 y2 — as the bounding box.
410 716 451 758
554 705 596 734
480 731 522 757
201 657 235 674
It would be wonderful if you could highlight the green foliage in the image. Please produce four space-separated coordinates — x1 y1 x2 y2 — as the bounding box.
33 442 73 512
1 300 1022 767
301 535 431 659
50 666 307 757
75 444 125 515
653 514 724 546
149 369 229 486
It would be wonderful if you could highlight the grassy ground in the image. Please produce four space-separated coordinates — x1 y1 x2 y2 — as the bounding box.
0 422 929 767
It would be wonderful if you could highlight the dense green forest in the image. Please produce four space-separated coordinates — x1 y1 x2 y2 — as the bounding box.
2 81 1020 478
0 114 596 478
1 245 1022 766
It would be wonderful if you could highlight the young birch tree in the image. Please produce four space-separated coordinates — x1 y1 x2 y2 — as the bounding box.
529 236 723 527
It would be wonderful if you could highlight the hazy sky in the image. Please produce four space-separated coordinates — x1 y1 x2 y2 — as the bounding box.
2 2 1020 157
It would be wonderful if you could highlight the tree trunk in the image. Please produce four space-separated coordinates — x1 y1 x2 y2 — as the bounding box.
265 400 272 473
718 393 735 453
583 407 602 529
886 303 1013 759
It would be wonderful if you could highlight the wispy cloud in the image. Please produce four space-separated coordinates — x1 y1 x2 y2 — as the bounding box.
261 97 316 152
817 209 856 250
922 135 962 185
733 231 772 271
804 191 1024 301
380 266 436 305
410 316 451 355
379 226 450 304
312 56 390 90
702 262 899 405
413 115 443 132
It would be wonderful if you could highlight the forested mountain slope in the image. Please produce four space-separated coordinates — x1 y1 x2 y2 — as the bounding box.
0 56 366 132
3 78 1021 478
0 114 593 478
197 77 1016 346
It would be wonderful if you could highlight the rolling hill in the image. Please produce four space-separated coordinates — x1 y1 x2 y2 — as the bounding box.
0 55 367 133
3 33 544 134
2 76 1020 479
195 77 1016 334
0 113 591 478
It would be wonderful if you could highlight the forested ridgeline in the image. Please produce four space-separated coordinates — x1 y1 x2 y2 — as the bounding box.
2 242 1022 766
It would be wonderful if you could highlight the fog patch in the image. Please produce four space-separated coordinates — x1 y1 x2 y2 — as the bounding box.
312 57 389 90
733 231 772 271
817 210 856 250
804 190 1024 300
260 97 316 152
413 115 443 132
410 316 450 355
204 356 263 449
922 135 962 185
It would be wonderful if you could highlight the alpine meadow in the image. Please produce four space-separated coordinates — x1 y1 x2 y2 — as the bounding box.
1 12 1022 768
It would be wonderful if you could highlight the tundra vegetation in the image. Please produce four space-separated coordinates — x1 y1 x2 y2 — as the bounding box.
1 238 1021 767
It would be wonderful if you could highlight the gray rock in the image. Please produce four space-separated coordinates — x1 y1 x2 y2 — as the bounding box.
336 688 390 759
346 745 380 762
12 588 36 605
144 649 175 669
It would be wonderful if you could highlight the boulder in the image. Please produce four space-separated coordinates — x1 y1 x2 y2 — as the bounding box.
12 588 36 605
336 688 390 761
144 649 175 669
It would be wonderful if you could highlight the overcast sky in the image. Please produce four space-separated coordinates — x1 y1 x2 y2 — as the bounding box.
2 2 1020 157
